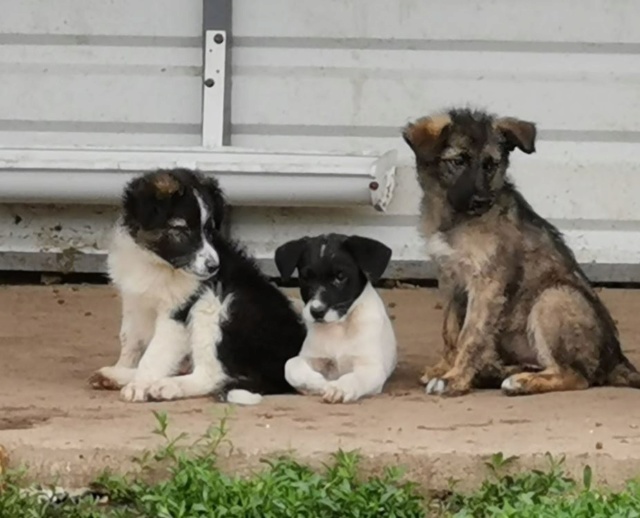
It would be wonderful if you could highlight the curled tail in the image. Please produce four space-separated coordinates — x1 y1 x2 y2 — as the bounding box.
607 358 640 389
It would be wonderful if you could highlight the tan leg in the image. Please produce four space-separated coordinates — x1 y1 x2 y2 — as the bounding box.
501 368 589 396
426 281 505 397
420 298 462 385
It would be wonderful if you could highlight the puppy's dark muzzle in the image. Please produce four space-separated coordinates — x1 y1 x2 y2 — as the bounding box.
447 171 493 215
310 306 327 322
467 194 494 215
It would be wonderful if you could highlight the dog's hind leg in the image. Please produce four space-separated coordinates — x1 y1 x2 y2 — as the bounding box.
501 368 588 396
501 286 597 396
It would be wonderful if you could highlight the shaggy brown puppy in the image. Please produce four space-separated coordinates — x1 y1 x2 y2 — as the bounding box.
403 108 640 397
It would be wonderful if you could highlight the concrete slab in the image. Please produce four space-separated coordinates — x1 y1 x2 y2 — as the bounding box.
1 285 640 490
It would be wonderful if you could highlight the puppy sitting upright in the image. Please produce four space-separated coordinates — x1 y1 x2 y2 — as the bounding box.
89 168 305 404
403 108 640 397
274 234 397 404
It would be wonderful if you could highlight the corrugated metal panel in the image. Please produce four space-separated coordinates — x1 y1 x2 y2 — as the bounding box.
1 0 639 280
0 0 202 147
228 0 640 279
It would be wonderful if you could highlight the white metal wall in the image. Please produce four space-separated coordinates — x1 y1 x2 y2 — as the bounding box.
0 0 202 147
230 0 640 280
1 0 640 280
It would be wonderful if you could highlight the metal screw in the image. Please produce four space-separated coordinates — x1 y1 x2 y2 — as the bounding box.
204 78 215 88
369 181 379 191
214 33 224 44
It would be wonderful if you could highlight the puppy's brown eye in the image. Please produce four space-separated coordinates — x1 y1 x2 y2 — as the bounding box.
335 272 346 283
482 158 497 172
449 155 467 167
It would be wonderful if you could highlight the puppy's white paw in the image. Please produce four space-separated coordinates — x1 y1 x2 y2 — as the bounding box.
322 382 359 404
425 378 447 395
120 381 153 402
147 378 184 401
501 375 522 396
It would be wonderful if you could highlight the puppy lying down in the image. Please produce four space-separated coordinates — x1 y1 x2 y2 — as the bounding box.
275 234 397 403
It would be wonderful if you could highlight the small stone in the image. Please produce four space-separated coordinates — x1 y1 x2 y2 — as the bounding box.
41 274 62 285
595 442 603 450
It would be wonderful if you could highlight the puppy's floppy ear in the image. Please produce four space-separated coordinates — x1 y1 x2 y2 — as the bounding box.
122 173 169 230
274 238 307 282
494 117 537 154
402 114 451 162
201 175 227 231
343 236 392 283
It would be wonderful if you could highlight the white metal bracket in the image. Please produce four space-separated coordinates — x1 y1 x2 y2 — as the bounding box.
202 30 227 148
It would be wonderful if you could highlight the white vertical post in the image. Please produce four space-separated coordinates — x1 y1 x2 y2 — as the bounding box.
202 29 227 148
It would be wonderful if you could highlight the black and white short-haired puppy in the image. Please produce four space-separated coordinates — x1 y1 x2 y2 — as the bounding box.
275 234 397 404
89 168 306 405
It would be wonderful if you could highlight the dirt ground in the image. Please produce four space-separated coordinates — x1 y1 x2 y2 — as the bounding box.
1 285 640 490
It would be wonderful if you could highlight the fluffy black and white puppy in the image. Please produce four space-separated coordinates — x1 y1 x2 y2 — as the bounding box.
275 234 397 404
90 168 306 405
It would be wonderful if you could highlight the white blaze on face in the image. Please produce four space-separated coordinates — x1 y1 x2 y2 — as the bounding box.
302 287 327 323
302 287 342 324
189 191 219 278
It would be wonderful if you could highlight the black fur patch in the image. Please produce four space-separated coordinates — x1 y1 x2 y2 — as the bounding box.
274 233 392 322
124 168 306 397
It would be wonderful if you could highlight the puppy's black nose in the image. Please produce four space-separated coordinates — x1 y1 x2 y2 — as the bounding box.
310 306 327 321
205 258 219 275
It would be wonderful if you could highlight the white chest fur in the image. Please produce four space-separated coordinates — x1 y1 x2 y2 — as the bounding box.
425 231 455 262
108 224 200 312
300 283 397 377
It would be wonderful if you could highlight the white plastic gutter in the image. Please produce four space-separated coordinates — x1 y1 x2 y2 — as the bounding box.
0 146 398 211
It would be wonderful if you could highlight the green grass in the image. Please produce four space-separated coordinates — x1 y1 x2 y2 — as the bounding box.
434 453 640 517
2 413 640 517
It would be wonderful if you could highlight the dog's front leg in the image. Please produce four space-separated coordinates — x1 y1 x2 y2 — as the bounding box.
426 281 505 397
147 289 228 402
421 296 464 385
285 356 331 395
120 314 190 402
322 362 386 404
90 294 156 390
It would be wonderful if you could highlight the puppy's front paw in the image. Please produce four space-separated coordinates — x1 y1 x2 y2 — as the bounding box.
420 361 451 386
322 382 358 404
89 368 121 391
120 381 152 402
425 376 470 397
148 378 184 401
